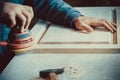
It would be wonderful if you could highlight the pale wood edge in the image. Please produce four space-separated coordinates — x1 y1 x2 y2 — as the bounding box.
31 20 50 43
116 8 120 44
40 42 109 44
112 9 117 44
33 48 120 53
33 44 120 53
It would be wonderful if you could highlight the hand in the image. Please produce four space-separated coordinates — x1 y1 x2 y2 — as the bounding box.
73 16 116 33
2 2 34 32
35 73 57 80
45 73 57 80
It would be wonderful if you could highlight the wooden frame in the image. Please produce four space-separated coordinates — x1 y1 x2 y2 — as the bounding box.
31 7 120 53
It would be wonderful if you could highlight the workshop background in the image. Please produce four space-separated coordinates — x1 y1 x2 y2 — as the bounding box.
64 0 120 6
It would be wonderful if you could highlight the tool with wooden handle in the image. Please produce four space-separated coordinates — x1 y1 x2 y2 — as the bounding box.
40 69 64 78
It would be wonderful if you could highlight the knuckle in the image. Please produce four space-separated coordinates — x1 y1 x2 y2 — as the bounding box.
8 12 14 17
75 23 80 27
25 14 32 21
101 22 106 26
24 5 34 18
29 7 33 11
27 13 32 19
27 6 33 9
27 13 31 18
15 4 22 9
28 6 33 12
99 19 106 24
79 22 85 26
100 18 107 22
13 6 19 11
29 7 34 17
31 12 34 18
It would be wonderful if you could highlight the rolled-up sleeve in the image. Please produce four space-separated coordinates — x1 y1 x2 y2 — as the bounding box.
25 0 81 27
0 0 4 23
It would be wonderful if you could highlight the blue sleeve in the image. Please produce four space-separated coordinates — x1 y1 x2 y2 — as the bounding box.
0 0 4 23
25 0 81 27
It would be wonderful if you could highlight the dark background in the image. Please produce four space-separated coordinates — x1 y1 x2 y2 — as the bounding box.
64 0 120 6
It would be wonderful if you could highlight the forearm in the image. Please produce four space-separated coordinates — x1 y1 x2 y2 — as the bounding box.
26 0 81 27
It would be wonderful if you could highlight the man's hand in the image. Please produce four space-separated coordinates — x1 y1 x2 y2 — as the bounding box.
3 2 34 32
73 16 116 33
45 73 57 80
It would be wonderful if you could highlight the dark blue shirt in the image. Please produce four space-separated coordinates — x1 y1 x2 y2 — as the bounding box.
0 0 81 54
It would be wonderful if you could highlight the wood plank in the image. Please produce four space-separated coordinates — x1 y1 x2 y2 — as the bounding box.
112 9 117 44
116 8 120 44
31 7 120 53
40 25 112 44
31 20 50 43
39 7 114 44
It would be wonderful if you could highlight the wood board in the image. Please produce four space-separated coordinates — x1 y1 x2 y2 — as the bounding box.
39 24 113 44
31 7 120 53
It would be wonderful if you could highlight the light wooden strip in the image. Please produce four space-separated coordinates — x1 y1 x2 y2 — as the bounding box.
112 9 117 44
31 20 50 43
116 8 120 44
40 42 109 44
40 24 112 44
33 44 120 53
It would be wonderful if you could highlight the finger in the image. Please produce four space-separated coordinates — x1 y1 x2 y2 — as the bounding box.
91 19 114 32
16 13 26 32
8 13 16 28
24 5 34 17
106 20 116 31
112 22 117 27
23 6 34 29
102 22 114 32
49 73 57 80
77 23 93 32
22 9 32 29
45 78 49 80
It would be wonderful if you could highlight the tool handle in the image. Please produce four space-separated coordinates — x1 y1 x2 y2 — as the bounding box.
40 68 64 78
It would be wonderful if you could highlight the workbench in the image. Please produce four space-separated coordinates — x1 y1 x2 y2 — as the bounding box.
0 54 120 80
0 7 120 80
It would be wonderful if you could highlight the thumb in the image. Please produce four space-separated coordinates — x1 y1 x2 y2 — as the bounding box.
76 23 93 32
